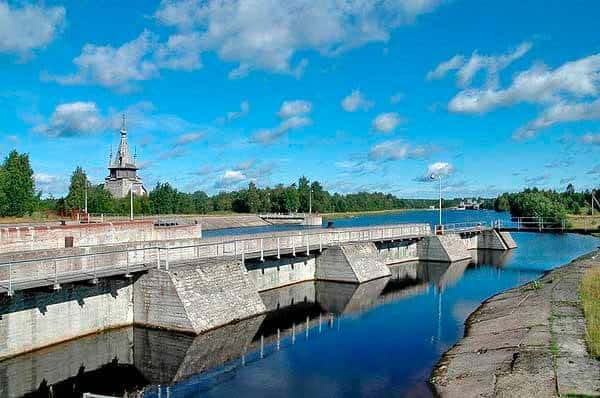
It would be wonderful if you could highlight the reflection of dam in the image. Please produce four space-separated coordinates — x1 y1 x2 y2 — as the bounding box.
3 259 482 397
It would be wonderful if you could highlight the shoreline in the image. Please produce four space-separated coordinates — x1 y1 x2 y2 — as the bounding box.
429 249 600 397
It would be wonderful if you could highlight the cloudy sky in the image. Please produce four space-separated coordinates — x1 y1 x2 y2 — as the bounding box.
1 0 599 197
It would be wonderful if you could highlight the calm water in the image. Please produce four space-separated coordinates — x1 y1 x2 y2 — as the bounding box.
4 211 599 398
203 209 509 238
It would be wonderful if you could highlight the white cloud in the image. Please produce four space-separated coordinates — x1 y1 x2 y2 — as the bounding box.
45 31 159 92
428 162 454 177
250 116 311 144
390 92 404 104
278 100 312 118
423 162 454 179
341 90 373 112
431 43 600 140
251 100 312 144
426 55 465 81
369 139 430 161
34 173 59 184
581 132 600 145
427 42 531 87
0 2 65 58
215 169 246 189
448 54 600 114
513 99 600 140
226 101 250 121
155 0 443 77
33 100 202 139
175 132 204 146
155 31 203 71
372 112 403 133
33 102 106 137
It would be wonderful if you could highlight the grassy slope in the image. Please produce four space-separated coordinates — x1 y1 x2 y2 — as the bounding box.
580 266 600 358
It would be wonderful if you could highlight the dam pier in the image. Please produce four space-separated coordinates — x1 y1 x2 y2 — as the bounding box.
0 220 516 360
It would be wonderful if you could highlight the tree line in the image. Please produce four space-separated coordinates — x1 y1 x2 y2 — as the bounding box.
494 184 598 222
0 149 495 218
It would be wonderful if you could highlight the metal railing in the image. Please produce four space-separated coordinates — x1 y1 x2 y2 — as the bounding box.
0 224 431 296
498 217 568 232
436 221 487 234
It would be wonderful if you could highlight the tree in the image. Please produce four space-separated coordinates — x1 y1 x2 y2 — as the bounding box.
297 176 310 212
0 150 36 216
65 167 88 211
566 183 575 196
494 193 510 212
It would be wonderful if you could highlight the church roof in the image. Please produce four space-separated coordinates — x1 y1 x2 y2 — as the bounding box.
109 115 138 170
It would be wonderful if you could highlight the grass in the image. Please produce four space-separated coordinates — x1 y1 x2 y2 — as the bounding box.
580 267 600 359
322 208 418 219
528 280 543 291
567 214 600 230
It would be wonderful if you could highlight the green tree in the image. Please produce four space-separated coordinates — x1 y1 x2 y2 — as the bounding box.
65 167 88 211
0 150 36 216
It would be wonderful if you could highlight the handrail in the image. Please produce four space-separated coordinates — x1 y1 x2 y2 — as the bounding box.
0 223 432 295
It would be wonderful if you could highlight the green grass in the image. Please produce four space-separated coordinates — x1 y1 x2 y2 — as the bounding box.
528 280 543 291
580 267 600 359
321 208 417 219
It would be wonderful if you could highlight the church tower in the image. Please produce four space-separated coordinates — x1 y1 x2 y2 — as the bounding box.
104 115 147 198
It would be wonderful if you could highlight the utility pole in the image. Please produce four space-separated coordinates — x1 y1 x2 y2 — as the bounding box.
309 186 312 215
438 175 442 226
130 188 134 221
84 181 88 214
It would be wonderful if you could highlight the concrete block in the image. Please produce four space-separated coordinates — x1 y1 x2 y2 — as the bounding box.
134 259 266 334
417 234 472 262
315 242 391 283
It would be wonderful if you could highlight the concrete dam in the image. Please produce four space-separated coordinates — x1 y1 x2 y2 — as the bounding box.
0 221 516 360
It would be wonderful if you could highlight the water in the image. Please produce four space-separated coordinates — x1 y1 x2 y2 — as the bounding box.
3 211 598 398
203 209 510 238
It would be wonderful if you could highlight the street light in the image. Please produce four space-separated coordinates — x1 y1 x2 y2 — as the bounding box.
430 173 443 227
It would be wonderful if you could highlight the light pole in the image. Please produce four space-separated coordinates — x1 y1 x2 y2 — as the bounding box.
130 188 134 221
431 173 443 226
84 181 88 214
309 187 313 215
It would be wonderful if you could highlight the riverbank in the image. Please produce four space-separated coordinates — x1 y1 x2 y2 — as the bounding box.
430 250 600 397
321 208 421 219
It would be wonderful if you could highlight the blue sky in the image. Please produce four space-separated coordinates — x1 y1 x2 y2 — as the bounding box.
1 0 599 198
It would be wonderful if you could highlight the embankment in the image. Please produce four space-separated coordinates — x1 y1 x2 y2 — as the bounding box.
430 250 600 397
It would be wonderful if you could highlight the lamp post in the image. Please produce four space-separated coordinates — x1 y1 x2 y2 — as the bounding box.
431 173 443 226
84 181 88 214
130 188 134 221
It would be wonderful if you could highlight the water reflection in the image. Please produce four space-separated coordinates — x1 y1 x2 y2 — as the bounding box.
3 232 598 398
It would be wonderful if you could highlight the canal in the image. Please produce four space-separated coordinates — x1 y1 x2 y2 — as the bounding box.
3 211 599 398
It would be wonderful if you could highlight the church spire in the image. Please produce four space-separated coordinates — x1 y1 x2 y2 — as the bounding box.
112 113 133 167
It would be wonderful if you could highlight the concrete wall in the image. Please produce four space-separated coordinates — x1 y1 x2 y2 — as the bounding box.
376 241 419 264
0 327 133 398
0 278 134 360
259 281 317 312
315 242 391 283
0 221 202 254
133 259 266 334
417 234 473 262
245 256 316 292
133 316 264 385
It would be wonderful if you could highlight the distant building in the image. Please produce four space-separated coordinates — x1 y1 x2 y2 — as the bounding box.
104 115 147 198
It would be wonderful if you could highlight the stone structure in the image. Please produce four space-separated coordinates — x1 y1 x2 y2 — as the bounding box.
0 224 516 359
0 220 202 254
133 259 266 334
104 115 146 198
316 242 392 283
